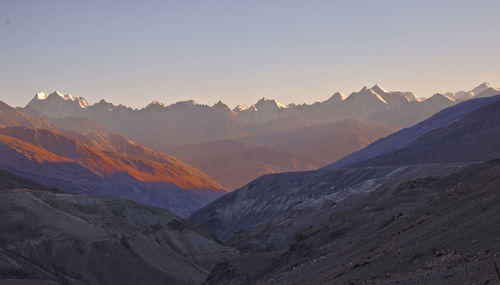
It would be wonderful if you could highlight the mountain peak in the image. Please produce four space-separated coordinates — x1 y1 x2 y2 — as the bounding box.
150 99 165 106
427 93 455 103
477 82 491 88
211 101 232 114
35 90 63 101
168 100 198 110
51 90 64 97
360 87 388 101
325 92 345 103
472 82 492 95
233 104 249 112
255 97 287 109
36 91 49 100
371 84 386 94
255 97 268 104
144 100 166 110
344 87 389 106
94 99 114 106
32 91 89 108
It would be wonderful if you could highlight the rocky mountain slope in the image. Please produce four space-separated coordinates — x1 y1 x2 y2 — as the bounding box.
190 163 465 253
0 126 225 216
0 170 237 285
204 160 500 284
0 100 230 216
0 126 222 190
354 99 500 167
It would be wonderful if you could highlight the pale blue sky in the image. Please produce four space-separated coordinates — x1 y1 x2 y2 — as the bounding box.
1 0 499 108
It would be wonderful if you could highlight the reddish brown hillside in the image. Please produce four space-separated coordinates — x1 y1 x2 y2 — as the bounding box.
0 127 224 191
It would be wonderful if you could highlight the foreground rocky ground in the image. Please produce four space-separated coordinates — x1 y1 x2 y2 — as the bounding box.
202 160 500 284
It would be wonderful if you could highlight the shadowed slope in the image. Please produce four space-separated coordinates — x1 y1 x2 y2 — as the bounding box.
326 94 500 169
354 100 500 167
0 170 237 285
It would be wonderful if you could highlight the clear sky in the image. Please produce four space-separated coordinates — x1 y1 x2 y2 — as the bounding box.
1 0 499 108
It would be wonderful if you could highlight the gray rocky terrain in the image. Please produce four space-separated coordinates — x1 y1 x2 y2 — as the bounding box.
190 163 466 253
0 170 237 285
203 160 500 284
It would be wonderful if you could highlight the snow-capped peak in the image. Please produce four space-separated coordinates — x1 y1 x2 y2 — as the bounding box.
233 104 249 112
33 91 89 108
255 97 288 109
150 100 165 107
275 101 288 109
349 87 389 104
36 91 49 100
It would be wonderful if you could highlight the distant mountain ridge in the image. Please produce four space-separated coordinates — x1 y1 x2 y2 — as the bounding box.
11 96 392 193
16 82 500 194
22 83 500 149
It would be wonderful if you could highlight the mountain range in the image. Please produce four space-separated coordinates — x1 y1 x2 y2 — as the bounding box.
19 82 499 190
165 120 392 190
192 92 500 246
24 83 500 148
0 101 225 216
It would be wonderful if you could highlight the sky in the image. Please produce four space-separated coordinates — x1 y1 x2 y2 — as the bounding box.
1 0 499 109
